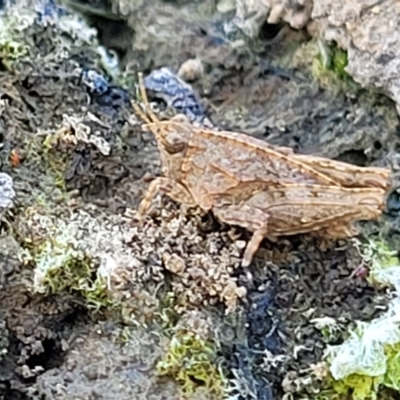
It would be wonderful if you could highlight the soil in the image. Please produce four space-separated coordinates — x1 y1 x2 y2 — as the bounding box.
1 1 400 400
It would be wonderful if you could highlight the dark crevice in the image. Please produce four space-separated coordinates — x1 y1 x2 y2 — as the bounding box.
335 150 368 166
259 22 285 41
0 382 30 400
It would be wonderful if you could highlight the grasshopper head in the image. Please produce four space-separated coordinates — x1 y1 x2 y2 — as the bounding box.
144 114 192 180
132 73 192 181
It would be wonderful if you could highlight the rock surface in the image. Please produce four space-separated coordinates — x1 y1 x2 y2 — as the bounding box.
1 0 399 399
234 0 400 114
0 173 15 218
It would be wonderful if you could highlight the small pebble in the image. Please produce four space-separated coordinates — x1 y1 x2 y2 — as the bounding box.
235 240 246 250
178 58 204 82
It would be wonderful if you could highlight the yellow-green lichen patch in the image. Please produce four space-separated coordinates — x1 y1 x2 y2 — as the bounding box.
324 342 400 400
317 373 378 400
157 330 226 398
320 239 400 400
24 222 114 310
0 10 30 70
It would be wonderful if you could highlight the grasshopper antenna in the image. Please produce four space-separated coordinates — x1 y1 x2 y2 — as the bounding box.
132 72 159 126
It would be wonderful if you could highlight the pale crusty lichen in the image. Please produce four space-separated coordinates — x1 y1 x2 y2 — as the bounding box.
320 239 400 400
44 113 112 157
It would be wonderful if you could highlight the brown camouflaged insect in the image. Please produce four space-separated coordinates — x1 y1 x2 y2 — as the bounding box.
132 72 391 267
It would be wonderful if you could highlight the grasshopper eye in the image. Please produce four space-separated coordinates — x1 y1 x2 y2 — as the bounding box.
162 131 186 154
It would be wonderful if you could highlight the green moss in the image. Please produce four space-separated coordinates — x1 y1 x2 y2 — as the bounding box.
29 230 114 310
326 46 348 80
157 331 226 398
311 39 357 91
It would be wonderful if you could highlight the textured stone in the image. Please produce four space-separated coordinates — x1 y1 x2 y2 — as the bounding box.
234 0 400 114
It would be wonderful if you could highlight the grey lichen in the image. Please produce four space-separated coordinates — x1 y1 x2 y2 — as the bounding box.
0 172 15 209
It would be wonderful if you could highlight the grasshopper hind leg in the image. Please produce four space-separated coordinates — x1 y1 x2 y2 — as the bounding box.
212 204 270 267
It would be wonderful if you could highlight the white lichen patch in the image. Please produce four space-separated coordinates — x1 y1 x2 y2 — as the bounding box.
0 172 15 209
326 239 400 380
45 113 112 156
